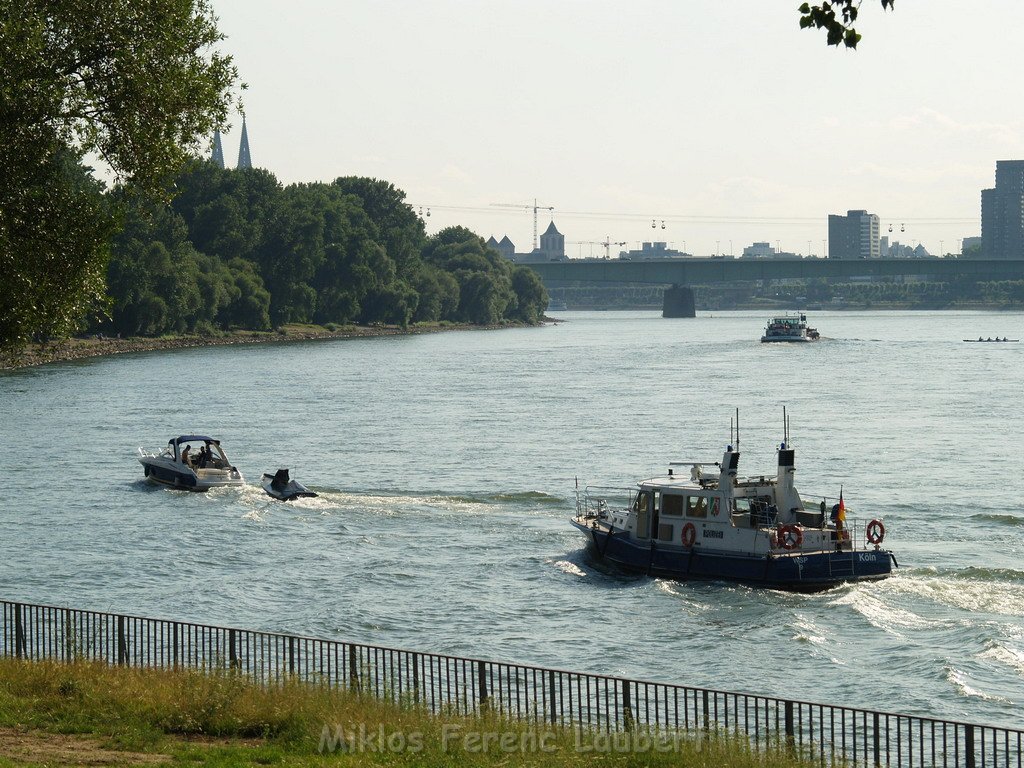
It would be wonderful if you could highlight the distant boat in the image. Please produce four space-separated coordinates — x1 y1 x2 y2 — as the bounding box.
761 312 820 343
963 337 1018 343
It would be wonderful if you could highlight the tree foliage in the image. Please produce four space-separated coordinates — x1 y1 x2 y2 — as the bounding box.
95 166 547 338
798 1 895 48
1 0 238 356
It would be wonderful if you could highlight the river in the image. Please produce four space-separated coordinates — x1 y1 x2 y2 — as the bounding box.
2 310 1022 728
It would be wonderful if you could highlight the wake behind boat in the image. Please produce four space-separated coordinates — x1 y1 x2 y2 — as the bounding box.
138 435 244 491
570 414 894 591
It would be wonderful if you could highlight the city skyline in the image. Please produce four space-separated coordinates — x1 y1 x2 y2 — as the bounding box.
208 0 1024 257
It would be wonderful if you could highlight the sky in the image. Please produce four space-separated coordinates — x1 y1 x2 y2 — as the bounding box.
207 1 1023 258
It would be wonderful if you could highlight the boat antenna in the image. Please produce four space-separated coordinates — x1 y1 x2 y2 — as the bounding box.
735 407 740 451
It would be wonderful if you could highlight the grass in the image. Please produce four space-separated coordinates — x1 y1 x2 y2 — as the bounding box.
0 658 817 767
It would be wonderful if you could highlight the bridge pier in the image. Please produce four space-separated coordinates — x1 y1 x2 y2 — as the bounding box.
662 285 696 318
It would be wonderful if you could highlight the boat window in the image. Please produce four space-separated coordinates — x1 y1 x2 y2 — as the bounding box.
686 496 708 518
633 492 649 514
750 496 778 526
634 491 651 538
662 494 684 516
733 497 751 514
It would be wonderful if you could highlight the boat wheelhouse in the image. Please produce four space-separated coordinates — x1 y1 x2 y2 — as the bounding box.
570 422 894 591
761 312 819 343
138 435 244 491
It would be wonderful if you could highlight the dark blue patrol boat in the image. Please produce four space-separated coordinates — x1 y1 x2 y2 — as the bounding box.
570 417 895 591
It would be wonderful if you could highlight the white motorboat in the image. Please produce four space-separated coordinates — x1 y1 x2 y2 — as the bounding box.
761 312 820 343
138 435 244 491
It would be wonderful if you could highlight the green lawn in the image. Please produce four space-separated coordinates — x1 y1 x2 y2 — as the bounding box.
0 658 816 767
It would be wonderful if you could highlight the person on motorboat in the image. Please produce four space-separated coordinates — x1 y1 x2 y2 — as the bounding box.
197 445 209 469
181 444 192 467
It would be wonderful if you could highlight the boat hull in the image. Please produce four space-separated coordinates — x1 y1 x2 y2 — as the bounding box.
261 476 317 501
139 457 244 492
761 336 816 343
571 519 892 591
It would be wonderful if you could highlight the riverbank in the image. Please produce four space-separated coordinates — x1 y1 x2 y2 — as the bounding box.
0 658 806 767
2 319 557 371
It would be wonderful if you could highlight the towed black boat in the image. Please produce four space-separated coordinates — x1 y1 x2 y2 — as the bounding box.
261 468 318 501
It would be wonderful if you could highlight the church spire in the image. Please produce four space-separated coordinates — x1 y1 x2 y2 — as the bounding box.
210 130 225 169
236 117 252 169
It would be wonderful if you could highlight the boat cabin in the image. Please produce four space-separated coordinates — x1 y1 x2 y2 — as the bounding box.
588 443 853 558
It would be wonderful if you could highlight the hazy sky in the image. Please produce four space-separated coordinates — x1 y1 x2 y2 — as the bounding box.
209 1 1023 257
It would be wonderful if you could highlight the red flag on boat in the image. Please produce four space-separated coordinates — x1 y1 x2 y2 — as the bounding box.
837 487 846 524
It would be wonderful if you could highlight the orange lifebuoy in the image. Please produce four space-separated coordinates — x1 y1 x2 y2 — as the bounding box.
866 519 885 545
778 524 802 550
681 522 697 548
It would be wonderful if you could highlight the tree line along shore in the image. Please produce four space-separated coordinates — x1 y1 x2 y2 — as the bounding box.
5 158 551 361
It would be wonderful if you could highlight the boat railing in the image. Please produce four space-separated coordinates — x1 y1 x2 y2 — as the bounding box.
576 486 636 519
772 515 887 554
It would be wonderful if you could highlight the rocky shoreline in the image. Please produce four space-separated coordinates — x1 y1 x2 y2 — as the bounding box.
3 320 556 371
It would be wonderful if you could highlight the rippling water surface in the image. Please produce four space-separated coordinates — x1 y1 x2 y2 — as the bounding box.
2 310 1023 727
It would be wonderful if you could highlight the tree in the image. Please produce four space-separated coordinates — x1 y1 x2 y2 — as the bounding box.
799 1 895 48
422 227 516 324
0 149 116 348
331 177 426 272
509 266 549 323
1 0 238 356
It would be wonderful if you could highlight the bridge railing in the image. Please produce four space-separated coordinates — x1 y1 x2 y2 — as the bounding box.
1 599 1020 767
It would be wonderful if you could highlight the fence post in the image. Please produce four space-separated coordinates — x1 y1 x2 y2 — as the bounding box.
621 679 634 732
117 615 127 665
14 603 25 659
477 661 489 713
784 700 795 755
412 652 420 703
348 645 359 692
548 670 557 725
873 712 881 767
172 622 179 669
702 689 710 732
965 724 976 768
288 636 295 676
228 629 238 670
63 608 72 661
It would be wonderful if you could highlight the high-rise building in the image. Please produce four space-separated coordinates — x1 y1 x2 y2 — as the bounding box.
210 130 225 169
981 160 1024 259
827 210 880 259
236 117 252 170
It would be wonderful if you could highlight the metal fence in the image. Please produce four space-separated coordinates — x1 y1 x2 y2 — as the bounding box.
1 598 1020 767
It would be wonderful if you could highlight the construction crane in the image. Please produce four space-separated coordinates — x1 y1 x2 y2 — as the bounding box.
490 198 554 250
569 238 627 260
601 238 627 260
